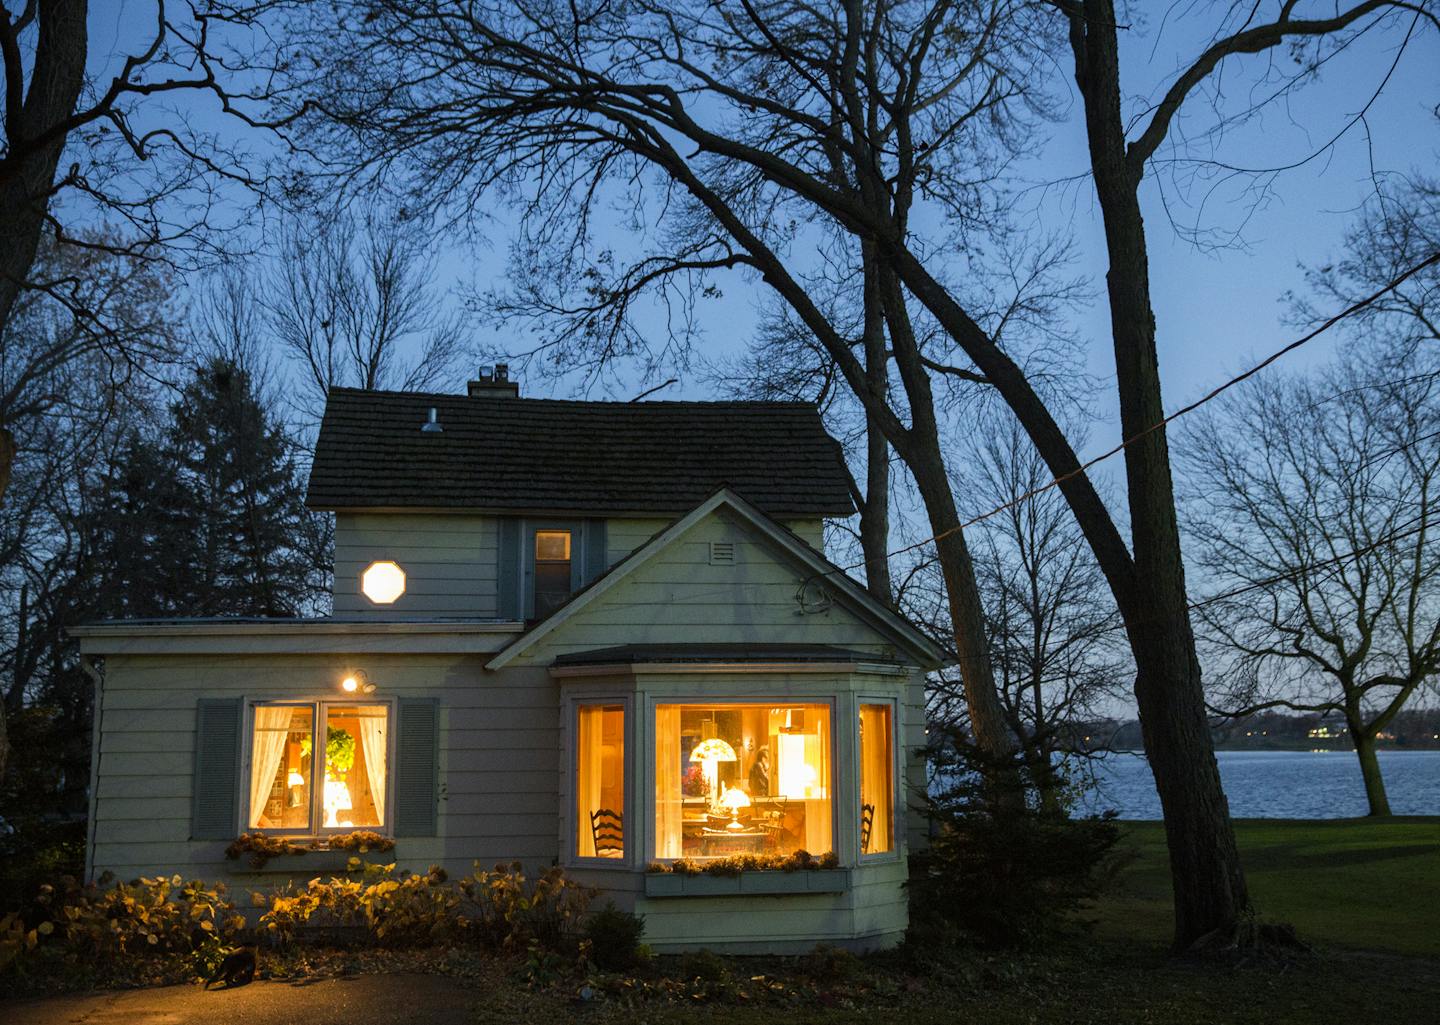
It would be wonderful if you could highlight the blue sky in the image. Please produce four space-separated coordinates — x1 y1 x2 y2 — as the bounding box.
85 3 1436 454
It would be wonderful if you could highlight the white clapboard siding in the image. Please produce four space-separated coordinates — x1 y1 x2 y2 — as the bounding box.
332 513 826 622
89 654 565 884
519 511 891 665
631 859 908 953
333 513 501 619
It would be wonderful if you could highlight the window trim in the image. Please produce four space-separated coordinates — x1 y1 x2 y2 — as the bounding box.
565 694 634 868
522 519 586 620
856 696 901 863
644 694 840 865
241 697 397 839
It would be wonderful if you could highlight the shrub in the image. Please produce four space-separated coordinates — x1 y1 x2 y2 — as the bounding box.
457 862 591 952
910 804 1125 947
255 860 593 953
1 873 245 973
583 902 646 971
0 817 86 913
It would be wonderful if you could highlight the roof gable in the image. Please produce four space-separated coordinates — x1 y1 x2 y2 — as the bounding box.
486 489 944 670
307 389 854 517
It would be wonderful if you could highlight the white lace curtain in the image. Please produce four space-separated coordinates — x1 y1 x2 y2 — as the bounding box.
249 706 296 828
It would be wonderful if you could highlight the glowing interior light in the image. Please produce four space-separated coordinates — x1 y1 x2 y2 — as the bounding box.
323 779 353 827
689 738 737 811
361 560 406 604
717 786 752 830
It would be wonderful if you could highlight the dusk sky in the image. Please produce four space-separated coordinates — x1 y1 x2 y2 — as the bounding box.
88 4 1438 454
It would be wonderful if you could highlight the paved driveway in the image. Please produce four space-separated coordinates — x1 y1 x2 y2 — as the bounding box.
4 973 482 1025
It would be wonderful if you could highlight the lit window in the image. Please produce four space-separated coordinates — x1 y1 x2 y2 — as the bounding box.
576 704 624 858
533 530 572 616
859 704 893 854
654 703 832 860
361 561 406 604
248 702 389 833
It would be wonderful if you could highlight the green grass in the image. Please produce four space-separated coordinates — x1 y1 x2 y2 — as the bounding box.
1096 817 1440 957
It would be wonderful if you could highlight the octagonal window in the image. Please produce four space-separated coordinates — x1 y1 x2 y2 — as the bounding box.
361 560 406 604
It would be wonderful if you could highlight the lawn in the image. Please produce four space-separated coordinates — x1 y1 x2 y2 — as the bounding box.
1096 817 1440 957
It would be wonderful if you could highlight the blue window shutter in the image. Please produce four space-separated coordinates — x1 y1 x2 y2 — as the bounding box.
583 519 608 584
192 698 242 840
498 518 521 620
394 697 440 837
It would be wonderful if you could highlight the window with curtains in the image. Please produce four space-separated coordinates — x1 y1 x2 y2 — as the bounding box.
654 702 833 861
575 704 625 858
247 702 391 834
858 703 894 855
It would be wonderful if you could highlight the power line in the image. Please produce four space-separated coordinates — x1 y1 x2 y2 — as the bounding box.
833 248 1440 577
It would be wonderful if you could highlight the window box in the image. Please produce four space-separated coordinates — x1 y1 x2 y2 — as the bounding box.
224 847 394 876
644 869 850 898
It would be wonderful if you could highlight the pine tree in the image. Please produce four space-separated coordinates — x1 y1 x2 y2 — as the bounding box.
165 359 314 617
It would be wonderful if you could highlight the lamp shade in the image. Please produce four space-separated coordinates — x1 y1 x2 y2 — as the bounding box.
718 787 751 813
689 738 737 763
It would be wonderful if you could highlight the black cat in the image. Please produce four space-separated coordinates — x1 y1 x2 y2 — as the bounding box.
205 945 258 989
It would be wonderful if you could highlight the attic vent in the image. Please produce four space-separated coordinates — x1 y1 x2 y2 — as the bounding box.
421 407 443 433
709 541 736 565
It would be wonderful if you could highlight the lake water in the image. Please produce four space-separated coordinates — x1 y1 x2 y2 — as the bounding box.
1078 749 1440 819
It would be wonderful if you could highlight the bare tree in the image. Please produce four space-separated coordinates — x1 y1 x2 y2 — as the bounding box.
1186 338 1440 818
0 0 288 501
1290 177 1440 354
971 418 1126 811
264 207 470 422
1050 0 1435 946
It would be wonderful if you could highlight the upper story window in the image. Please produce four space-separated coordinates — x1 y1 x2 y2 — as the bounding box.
533 529 573 617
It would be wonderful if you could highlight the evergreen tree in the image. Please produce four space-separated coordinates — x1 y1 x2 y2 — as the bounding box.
166 359 314 617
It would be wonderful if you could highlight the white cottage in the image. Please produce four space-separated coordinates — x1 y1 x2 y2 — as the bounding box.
73 369 942 953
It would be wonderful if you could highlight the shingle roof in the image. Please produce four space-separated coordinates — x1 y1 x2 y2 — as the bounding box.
306 388 855 517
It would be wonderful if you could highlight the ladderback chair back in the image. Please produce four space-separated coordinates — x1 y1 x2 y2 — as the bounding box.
590 807 624 858
860 802 876 854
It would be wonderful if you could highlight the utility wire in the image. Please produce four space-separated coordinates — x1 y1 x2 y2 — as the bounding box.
830 248 1440 578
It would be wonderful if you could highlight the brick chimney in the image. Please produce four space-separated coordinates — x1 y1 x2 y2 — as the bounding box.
467 364 519 399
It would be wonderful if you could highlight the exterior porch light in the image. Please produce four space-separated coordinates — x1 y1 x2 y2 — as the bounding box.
341 670 376 695
361 560 406 604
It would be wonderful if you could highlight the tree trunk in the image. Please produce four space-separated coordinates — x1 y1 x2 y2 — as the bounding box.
1071 0 1249 948
906 443 1020 797
1348 720 1392 817
0 0 89 335
856 242 893 603
0 425 13 505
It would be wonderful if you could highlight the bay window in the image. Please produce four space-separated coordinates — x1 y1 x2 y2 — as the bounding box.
248 701 390 834
654 702 832 860
576 704 625 858
858 703 894 855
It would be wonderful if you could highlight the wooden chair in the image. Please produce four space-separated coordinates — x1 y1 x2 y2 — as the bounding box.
589 808 624 858
860 802 876 854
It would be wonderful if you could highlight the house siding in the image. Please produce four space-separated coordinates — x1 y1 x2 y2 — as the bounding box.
333 513 828 619
89 653 562 882
516 512 887 664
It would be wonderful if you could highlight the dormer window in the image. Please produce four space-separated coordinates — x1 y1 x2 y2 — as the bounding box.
533 529 574 616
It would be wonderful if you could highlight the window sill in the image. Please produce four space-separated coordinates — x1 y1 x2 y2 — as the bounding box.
644 869 850 898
